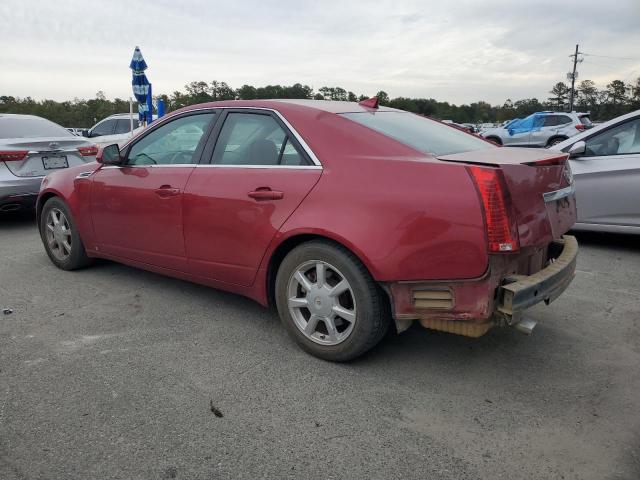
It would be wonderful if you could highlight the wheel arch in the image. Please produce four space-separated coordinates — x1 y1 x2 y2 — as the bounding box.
485 136 502 145
36 190 61 225
265 231 380 309
547 135 568 146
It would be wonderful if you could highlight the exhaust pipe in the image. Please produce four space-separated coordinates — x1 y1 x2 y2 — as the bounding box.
514 317 537 335
0 203 22 212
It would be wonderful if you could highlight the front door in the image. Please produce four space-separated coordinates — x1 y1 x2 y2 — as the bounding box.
571 116 640 227
183 110 322 286
91 111 217 270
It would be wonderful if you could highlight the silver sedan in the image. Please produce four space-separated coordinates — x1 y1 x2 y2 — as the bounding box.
0 114 97 213
553 109 640 233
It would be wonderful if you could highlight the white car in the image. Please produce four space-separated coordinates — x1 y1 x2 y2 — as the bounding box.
552 109 640 233
83 113 148 147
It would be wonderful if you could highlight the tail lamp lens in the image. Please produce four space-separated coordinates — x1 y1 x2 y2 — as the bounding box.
0 150 29 162
77 145 99 156
468 166 519 253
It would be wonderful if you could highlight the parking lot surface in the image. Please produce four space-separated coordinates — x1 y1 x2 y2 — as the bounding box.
1 212 639 480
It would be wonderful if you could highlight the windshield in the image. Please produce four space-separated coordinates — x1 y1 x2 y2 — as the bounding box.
0 116 73 139
341 111 492 156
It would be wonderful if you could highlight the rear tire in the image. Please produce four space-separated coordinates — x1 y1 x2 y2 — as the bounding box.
275 240 389 362
547 136 567 147
486 136 502 146
40 197 93 271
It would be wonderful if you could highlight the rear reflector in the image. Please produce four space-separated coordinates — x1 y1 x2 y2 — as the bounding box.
524 154 568 167
77 145 99 156
468 166 519 253
0 150 28 162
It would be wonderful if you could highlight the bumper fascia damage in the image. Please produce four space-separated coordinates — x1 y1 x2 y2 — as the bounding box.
386 235 578 336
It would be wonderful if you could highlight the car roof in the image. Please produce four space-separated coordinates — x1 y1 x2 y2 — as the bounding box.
172 99 399 116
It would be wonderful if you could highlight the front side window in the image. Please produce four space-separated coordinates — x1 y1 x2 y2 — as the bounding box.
584 118 640 157
212 112 307 166
342 111 492 156
126 113 215 165
91 119 116 137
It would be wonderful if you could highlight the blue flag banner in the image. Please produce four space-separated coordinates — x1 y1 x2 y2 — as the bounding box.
130 47 151 121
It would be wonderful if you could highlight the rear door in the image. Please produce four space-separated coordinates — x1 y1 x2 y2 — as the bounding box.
91 111 217 271
183 109 322 286
570 116 640 227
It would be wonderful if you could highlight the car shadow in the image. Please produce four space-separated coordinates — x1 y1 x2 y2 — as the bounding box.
571 230 640 252
0 210 37 229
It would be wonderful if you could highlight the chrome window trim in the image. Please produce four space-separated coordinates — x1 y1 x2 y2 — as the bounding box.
195 164 322 170
101 164 321 170
117 105 323 168
543 184 575 203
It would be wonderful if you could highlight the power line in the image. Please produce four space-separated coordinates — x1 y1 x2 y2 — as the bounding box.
581 53 640 61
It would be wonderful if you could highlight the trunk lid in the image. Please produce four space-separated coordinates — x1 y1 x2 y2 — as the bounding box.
1 136 95 177
438 147 577 247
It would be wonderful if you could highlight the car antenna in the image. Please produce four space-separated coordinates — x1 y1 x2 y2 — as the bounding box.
358 97 379 109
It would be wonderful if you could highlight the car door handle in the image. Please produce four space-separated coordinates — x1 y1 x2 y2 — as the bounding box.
247 188 284 201
154 185 181 198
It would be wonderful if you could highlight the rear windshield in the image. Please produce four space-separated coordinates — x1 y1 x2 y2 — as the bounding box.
341 111 493 156
579 115 592 126
0 116 73 139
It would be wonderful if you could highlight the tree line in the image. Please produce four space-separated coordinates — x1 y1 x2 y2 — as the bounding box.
2 77 638 128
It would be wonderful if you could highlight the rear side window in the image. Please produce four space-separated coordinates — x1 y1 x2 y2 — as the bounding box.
0 116 72 139
340 112 492 156
212 113 308 166
115 118 140 134
579 116 592 126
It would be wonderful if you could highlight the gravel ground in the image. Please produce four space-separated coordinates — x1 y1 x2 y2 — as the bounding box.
1 211 639 480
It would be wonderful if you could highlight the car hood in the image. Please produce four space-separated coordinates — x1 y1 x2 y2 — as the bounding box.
41 161 101 189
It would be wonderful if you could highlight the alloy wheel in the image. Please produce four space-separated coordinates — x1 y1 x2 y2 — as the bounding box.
287 260 357 345
45 208 72 261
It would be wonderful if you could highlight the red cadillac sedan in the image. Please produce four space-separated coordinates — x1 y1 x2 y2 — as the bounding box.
37 99 578 361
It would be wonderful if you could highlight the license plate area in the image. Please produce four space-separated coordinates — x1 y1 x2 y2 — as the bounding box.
42 155 68 169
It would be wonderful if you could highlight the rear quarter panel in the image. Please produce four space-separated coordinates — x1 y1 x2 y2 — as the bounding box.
268 110 488 282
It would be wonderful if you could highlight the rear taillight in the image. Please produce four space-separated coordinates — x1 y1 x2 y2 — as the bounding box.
468 166 519 253
0 150 28 162
575 124 586 131
77 145 99 156
524 154 568 167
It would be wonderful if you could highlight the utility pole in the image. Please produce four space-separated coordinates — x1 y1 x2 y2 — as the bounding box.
568 44 582 112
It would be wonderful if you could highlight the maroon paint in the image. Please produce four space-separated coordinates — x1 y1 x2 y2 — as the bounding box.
37 100 576 320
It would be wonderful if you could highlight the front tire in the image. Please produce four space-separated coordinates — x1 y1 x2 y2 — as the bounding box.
40 197 93 270
275 240 389 362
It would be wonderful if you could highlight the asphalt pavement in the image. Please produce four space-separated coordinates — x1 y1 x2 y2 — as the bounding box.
1 211 639 480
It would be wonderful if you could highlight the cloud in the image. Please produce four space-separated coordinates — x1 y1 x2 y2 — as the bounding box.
0 0 638 105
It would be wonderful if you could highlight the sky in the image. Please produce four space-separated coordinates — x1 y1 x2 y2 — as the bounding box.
1 0 639 106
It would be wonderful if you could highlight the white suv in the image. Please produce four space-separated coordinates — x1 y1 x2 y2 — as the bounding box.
481 111 592 147
83 113 149 147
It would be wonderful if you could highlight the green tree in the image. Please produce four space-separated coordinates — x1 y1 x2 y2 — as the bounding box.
548 82 569 110
376 91 390 106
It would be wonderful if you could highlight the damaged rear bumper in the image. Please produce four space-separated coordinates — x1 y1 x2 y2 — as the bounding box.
385 235 578 336
495 235 578 325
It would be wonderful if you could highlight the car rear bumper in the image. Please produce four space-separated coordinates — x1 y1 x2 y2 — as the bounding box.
0 168 42 212
495 235 578 324
385 235 578 336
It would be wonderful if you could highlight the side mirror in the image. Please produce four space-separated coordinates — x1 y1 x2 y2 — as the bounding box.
96 144 122 165
81 129 89 138
568 140 586 158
